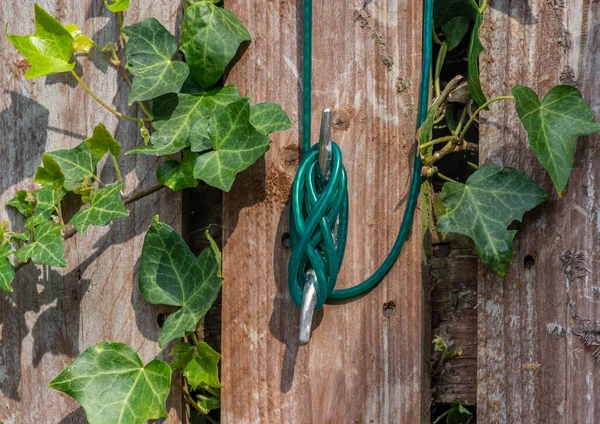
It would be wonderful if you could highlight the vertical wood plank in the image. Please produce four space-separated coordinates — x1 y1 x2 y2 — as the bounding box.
0 1 184 422
222 1 428 422
478 1 600 421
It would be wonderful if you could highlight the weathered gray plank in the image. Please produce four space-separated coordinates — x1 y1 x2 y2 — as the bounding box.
478 1 600 421
221 1 428 422
0 1 183 422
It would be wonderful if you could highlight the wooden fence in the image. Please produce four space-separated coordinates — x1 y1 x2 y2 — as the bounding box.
0 0 599 422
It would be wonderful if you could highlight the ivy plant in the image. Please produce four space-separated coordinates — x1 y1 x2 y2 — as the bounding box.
4 1 290 422
421 0 600 277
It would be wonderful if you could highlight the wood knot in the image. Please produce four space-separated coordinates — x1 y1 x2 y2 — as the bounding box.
332 111 350 131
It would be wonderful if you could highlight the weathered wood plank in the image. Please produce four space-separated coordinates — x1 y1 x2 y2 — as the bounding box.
478 1 600 421
221 1 428 422
0 1 183 422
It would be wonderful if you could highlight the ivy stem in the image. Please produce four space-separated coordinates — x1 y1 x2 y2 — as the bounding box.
436 172 456 183
458 95 514 141
117 12 128 49
453 103 470 136
172 381 218 424
479 0 488 13
419 135 458 151
70 70 151 123
432 28 443 46
434 42 448 98
112 156 124 185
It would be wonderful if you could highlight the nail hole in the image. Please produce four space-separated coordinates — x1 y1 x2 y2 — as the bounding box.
281 232 291 248
433 243 451 258
524 255 536 270
157 313 167 328
383 301 396 317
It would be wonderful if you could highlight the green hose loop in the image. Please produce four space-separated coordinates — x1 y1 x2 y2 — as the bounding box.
289 0 433 309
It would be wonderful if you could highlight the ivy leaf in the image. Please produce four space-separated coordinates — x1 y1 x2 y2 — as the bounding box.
418 104 439 145
512 85 600 196
139 221 222 347
182 342 222 390
467 12 487 107
49 341 171 424
7 190 36 217
447 401 473 424
122 19 190 105
6 4 75 79
181 0 251 89
69 184 128 233
205 230 221 277
84 123 121 159
46 142 99 191
442 16 470 51
0 244 15 293
105 0 130 12
127 86 243 156
15 220 66 267
157 150 199 191
196 394 221 414
169 342 196 370
64 24 93 54
437 165 547 277
193 99 271 191
250 103 292 135
34 155 65 190
31 186 66 227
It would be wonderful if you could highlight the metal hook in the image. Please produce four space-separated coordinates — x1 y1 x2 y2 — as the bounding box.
300 108 334 345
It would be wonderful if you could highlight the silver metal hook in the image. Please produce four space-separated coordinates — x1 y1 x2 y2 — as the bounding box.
299 108 334 345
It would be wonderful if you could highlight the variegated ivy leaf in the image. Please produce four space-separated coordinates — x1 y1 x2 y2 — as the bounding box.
181 0 251 89
7 4 75 79
249 103 292 136
30 186 66 227
0 243 16 292
169 342 222 390
193 99 271 191
16 221 66 267
64 24 93 54
127 85 243 156
122 19 190 105
157 150 199 191
49 341 171 424
512 85 600 196
34 155 64 190
7 190 36 217
105 0 130 12
437 165 547 277
46 142 99 191
69 184 128 233
139 220 222 347
84 123 121 159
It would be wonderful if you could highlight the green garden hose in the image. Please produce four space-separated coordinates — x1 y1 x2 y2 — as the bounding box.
288 0 434 309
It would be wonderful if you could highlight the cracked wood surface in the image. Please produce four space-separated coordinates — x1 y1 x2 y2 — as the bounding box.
221 1 428 422
0 1 183 422
478 1 600 422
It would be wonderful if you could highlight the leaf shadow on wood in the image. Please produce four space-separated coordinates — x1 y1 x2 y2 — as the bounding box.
489 0 536 25
57 407 86 423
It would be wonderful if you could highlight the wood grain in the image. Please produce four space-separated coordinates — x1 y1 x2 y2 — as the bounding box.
478 0 600 421
221 1 428 422
0 1 183 422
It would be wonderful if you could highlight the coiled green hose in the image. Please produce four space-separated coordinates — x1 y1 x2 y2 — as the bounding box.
288 0 433 309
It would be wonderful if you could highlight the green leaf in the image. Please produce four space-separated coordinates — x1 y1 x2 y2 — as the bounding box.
7 190 36 217
437 165 547 277
127 85 243 156
183 342 222 390
193 99 271 191
64 24 93 54
418 104 439 145
139 221 222 347
250 103 292 135
447 401 473 424
84 123 121 159
46 142 99 191
205 230 221 277
169 342 196 370
15 220 66 267
105 0 130 12
49 341 171 424
467 12 487 107
0 243 15 293
34 155 65 190
69 184 128 233
433 335 448 352
181 0 251 89
442 16 470 51
512 85 600 196
157 150 199 191
6 4 75 79
31 186 66 226
196 394 221 414
122 19 190 105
